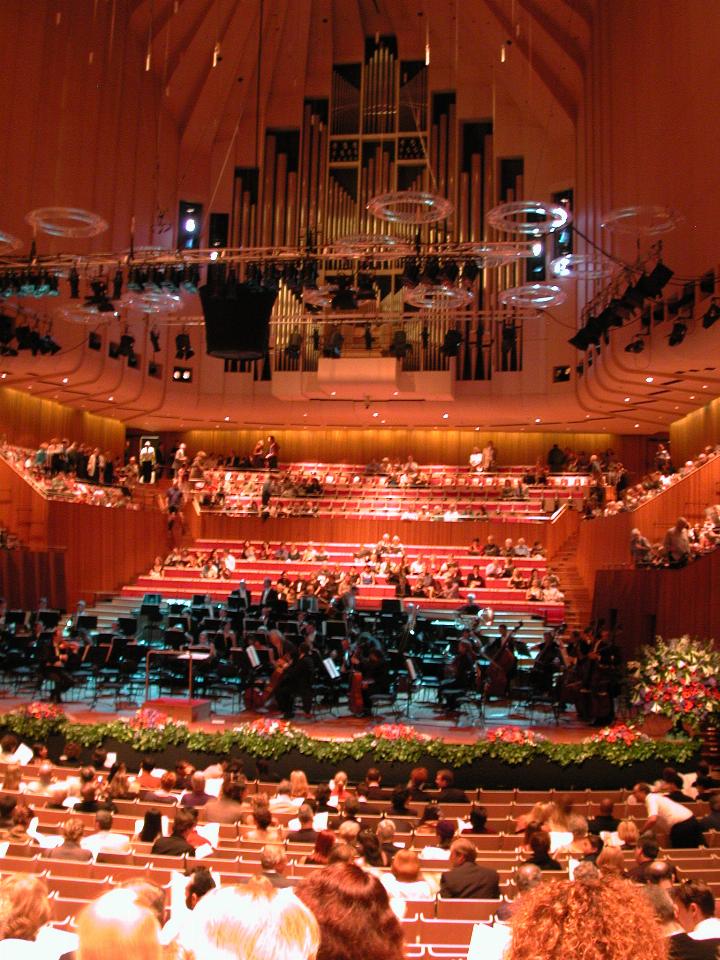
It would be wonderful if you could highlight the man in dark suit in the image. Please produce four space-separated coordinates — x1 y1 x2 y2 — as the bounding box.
587 797 620 835
287 804 318 844
259 844 294 888
151 808 197 858
439 838 500 899
257 578 279 610
365 767 385 800
435 769 469 803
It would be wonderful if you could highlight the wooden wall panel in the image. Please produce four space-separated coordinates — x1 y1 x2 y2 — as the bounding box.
670 397 720 466
0 549 66 610
0 388 125 456
0 457 49 549
594 551 720 652
199 510 578 558
46 502 169 608
182 428 650 476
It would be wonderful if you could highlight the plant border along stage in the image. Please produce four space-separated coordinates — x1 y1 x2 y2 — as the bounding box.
0 709 700 789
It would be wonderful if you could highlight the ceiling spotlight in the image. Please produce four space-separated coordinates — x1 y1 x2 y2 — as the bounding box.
148 361 161 379
150 327 161 352
668 321 687 346
112 269 123 300
173 366 193 382
38 333 61 355
88 331 102 351
624 336 645 354
175 331 194 360
85 278 114 312
69 267 80 299
702 299 720 329
645 376 654 383
118 332 135 357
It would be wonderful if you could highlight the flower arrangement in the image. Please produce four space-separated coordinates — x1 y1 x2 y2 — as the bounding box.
585 723 651 745
483 726 545 745
628 635 720 730
21 701 66 721
4 701 66 740
371 723 430 743
244 718 291 737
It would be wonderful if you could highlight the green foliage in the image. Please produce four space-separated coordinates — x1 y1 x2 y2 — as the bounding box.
0 711 700 767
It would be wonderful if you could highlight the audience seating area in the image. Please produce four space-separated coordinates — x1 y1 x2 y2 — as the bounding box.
129 538 566 622
1 767 720 952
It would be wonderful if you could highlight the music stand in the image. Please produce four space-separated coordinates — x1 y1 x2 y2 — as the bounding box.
139 603 162 643
76 615 98 632
117 617 137 637
381 598 402 614
4 610 26 627
38 610 60 629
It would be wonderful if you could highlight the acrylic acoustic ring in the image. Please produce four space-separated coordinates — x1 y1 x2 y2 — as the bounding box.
601 205 683 236
25 207 109 239
326 234 414 260
486 200 572 236
551 253 614 280
367 190 454 224
498 283 566 309
404 283 475 310
0 231 23 255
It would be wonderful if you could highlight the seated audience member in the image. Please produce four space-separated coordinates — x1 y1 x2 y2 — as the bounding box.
407 767 430 801
0 874 52 958
672 880 720 945
506 875 667 960
289 770 312 801
160 867 216 947
495 863 542 922
138 810 163 843
2 764 22 792
364 768 384 800
467 805 495 834
628 838 662 883
305 831 336 865
141 770 179 805
151 808 196 857
524 829 563 871
2 805 34 845
242 803 283 843
180 772 213 808
381 849 434 901
47 817 93 862
439 838 500 898
183 881 319 960
435 769 468 803
376 819 400 863
414 803 442 836
355 829 386 868
26 762 56 796
330 770 349 803
81 809 131 857
0 794 16 830
632 782 705 848
269 780 299 815
646 860 679 888
643 885 717 960
136 758 160 789
596 845 627 879
287 803 319 843
588 798 621 835
554 815 592 858
419 819 456 860
296 862 404 960
76 888 162 960
204 777 249 823
389 785 413 816
617 819 640 849
259 844 293 888
699 793 720 831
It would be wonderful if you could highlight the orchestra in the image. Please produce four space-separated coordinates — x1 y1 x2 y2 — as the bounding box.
0 585 623 726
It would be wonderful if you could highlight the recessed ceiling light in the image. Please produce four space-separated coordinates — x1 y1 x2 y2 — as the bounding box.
690 395 696 399
108 396 114 401
624 397 631 403
303 412 307 417
645 376 654 383
674 406 679 410
27 385 32 389
585 414 590 418
380 419 386 424
634 423 640 428
475 426 480 431
372 412 379 418
62 377 68 384
0 373 6 380
703 384 708 389
535 417 541 423
393 390 398 396
224 416 230 422
330 391 336 396
442 412 449 419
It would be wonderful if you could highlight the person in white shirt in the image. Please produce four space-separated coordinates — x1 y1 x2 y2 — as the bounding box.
672 879 720 942
632 782 704 847
469 447 484 472
380 849 435 901
80 810 131 857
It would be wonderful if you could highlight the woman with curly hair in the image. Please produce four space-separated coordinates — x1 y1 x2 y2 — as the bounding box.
296 863 404 960
506 875 667 960
0 874 51 945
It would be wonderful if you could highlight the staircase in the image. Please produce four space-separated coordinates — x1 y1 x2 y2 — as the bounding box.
551 531 592 630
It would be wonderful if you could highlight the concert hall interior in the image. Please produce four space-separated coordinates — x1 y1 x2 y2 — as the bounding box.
1 2 720 953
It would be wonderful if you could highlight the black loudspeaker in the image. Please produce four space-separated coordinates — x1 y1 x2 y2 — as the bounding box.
200 283 277 360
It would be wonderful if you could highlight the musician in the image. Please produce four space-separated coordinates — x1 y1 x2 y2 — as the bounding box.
438 639 477 712
483 623 521 698
43 627 74 703
530 630 564 696
588 629 623 726
275 641 315 719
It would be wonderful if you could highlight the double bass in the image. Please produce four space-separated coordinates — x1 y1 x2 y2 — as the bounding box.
483 622 523 699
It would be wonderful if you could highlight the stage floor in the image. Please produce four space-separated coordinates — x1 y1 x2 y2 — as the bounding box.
0 688 623 745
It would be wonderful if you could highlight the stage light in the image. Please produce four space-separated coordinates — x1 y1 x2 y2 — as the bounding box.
553 365 571 383
183 265 200 293
148 361 161 379
462 260 479 283
112 269 123 300
356 273 375 301
85 278 114 312
331 277 357 311
15 325 32 351
175 331 194 360
127 352 139 369
150 327 161 352
185 218 197 233
363 323 374 350
401 258 420 287
420 256 440 284
38 333 61 355
637 262 674 298
625 336 645 353
285 331 302 359
668 321 687 346
69 267 80 299
118 333 135 357
108 341 120 359
173 366 193 382
441 328 462 357
702 299 720 329
311 327 320 352
88 331 102 351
